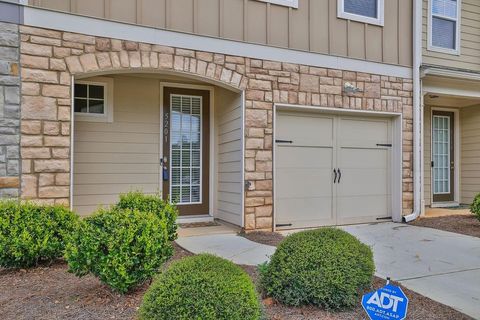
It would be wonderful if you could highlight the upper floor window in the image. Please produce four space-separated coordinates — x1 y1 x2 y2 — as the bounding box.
429 0 460 54
337 0 384 26
74 77 114 122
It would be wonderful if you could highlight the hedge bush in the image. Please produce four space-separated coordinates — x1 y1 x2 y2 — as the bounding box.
471 193 480 221
139 254 262 320
260 228 374 310
116 191 178 241
65 207 173 293
0 201 78 268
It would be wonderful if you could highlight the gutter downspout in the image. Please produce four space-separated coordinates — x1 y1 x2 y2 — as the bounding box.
404 0 423 223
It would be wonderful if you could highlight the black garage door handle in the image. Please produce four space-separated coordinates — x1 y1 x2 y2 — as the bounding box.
276 139 293 144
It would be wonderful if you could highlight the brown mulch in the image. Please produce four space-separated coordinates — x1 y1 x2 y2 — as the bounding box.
0 233 473 320
178 221 221 228
242 231 473 320
411 214 480 238
0 243 192 320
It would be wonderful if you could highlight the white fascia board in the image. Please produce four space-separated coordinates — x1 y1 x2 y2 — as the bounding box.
23 6 412 79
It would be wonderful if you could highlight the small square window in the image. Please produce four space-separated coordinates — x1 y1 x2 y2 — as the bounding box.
338 0 384 26
74 83 106 115
74 78 114 122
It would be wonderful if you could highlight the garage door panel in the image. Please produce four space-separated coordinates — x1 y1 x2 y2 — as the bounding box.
277 112 334 147
339 148 389 168
339 118 389 142
277 168 333 198
337 169 389 196
276 146 332 168
337 195 391 223
276 197 334 228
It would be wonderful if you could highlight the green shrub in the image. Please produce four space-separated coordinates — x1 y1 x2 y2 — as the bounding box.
140 254 262 320
116 191 178 241
260 228 374 310
471 193 480 221
65 207 173 293
0 200 78 268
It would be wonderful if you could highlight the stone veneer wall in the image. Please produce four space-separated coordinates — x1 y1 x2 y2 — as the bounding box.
0 22 20 198
19 25 413 231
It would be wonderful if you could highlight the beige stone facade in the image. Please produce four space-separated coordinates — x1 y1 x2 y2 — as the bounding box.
19 26 413 231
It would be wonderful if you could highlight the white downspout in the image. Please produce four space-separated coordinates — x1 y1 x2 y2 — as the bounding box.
404 0 423 223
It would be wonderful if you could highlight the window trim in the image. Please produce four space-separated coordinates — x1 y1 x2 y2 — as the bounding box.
257 0 298 8
74 77 114 123
337 0 384 26
428 0 461 55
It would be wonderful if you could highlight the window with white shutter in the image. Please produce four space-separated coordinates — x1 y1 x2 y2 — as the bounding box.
337 0 384 26
429 0 460 54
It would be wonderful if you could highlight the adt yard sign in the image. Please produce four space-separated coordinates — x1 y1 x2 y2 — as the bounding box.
362 282 408 320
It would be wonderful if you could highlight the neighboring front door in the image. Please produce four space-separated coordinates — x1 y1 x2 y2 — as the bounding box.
162 87 210 216
432 111 455 203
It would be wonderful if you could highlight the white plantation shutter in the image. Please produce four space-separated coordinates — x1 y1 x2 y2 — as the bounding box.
170 95 202 204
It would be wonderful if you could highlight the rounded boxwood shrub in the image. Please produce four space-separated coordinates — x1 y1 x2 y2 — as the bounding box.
470 193 480 221
65 207 173 293
260 228 374 310
139 254 262 320
0 200 78 268
116 191 178 241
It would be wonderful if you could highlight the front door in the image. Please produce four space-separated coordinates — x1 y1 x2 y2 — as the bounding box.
162 87 210 216
432 111 455 203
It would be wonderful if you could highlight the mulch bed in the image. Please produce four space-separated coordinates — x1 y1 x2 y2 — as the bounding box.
243 231 473 320
0 243 192 320
0 232 473 320
411 214 480 238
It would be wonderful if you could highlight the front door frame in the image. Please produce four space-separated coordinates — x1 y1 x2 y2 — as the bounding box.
272 103 403 231
160 82 215 218
430 107 460 206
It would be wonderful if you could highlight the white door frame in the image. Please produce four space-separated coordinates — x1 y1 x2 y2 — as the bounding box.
272 104 403 231
430 106 460 207
160 82 215 222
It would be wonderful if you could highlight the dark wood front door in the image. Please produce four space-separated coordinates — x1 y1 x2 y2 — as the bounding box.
432 111 455 203
162 87 210 216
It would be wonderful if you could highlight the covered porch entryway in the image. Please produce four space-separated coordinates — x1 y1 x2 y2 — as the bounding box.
71 71 244 227
422 70 480 211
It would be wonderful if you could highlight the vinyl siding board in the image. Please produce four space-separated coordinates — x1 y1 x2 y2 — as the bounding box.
461 105 480 204
424 105 432 206
214 89 243 226
30 0 413 67
73 75 160 216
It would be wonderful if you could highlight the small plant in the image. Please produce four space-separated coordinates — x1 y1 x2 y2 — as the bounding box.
0 200 78 268
65 207 173 293
139 254 262 320
471 193 480 221
116 191 178 241
260 228 374 310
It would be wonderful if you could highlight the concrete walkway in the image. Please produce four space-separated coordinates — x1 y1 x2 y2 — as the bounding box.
176 233 276 266
342 223 480 319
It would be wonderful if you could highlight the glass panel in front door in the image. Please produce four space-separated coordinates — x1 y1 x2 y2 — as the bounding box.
170 95 202 204
432 115 450 195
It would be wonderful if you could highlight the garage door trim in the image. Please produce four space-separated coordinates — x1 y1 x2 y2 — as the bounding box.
272 104 403 231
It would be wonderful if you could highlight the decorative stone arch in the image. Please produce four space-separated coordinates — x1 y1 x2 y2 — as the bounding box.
65 49 246 92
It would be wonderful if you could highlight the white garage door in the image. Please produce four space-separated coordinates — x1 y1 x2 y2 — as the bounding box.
275 111 392 229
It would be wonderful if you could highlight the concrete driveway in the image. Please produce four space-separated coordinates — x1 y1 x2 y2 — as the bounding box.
342 222 480 319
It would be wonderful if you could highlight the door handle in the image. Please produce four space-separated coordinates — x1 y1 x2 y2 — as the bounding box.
338 169 342 183
333 169 337 183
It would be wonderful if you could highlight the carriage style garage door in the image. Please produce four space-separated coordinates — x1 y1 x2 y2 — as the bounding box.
275 111 393 229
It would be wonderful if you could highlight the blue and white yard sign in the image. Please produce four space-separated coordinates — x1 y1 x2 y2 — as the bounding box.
362 282 409 320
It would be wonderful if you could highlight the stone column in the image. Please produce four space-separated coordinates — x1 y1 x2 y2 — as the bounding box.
0 22 20 198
